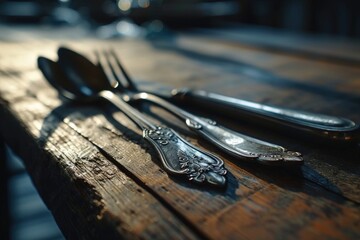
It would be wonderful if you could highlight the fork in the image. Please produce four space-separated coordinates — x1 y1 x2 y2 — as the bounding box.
54 47 228 188
95 49 303 166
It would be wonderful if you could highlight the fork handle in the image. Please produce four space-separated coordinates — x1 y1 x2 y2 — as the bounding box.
171 89 359 143
134 92 303 165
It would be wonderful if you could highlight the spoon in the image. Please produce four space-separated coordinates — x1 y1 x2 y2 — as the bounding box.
58 47 303 166
37 56 228 188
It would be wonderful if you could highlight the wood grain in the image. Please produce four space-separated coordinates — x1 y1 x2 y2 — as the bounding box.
0 75 200 240
0 34 359 240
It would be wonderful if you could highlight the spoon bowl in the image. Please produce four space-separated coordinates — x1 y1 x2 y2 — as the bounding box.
38 56 102 103
37 57 80 100
57 47 110 93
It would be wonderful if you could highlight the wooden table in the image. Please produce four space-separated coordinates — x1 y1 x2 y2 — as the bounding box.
1 28 360 239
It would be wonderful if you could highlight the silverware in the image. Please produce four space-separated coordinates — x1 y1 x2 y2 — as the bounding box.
92 48 302 166
172 90 359 143
96 48 303 165
37 56 227 188
99 50 358 143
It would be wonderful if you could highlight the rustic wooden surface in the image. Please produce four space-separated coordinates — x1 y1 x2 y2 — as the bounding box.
0 29 359 239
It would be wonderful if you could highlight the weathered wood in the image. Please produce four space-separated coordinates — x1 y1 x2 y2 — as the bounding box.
1 34 360 240
71 39 360 201
0 76 201 239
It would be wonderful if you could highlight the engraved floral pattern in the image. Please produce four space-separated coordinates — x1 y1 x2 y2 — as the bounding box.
147 127 177 145
257 151 302 162
143 127 227 187
177 150 227 183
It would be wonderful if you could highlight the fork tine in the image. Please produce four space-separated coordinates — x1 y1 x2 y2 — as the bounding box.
95 50 119 88
104 49 128 88
109 48 138 91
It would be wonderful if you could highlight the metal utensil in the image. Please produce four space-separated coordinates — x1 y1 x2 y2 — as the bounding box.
96 49 358 143
58 47 302 165
172 90 359 143
37 56 227 188
99 49 304 165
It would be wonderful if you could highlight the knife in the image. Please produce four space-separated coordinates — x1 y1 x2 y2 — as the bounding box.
138 82 359 144
173 89 360 143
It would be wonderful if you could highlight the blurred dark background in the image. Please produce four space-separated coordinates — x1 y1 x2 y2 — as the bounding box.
0 1 359 240
0 0 359 37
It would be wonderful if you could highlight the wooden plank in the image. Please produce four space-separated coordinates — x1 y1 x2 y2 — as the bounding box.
201 185 360 239
34 79 360 239
3 40 359 199
75 40 360 202
6 51 360 239
1 38 360 239
159 34 360 101
0 76 201 240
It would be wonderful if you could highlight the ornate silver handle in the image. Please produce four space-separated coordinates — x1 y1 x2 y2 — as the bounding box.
100 91 227 187
143 126 227 186
186 117 302 165
133 92 303 165
172 89 359 143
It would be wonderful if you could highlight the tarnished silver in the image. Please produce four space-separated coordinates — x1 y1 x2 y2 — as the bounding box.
184 117 302 164
144 126 226 185
172 89 359 143
98 50 303 165
101 92 227 187
37 51 227 188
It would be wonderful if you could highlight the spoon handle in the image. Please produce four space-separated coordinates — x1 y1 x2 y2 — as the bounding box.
99 91 227 187
100 90 156 130
132 92 303 165
143 126 227 187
